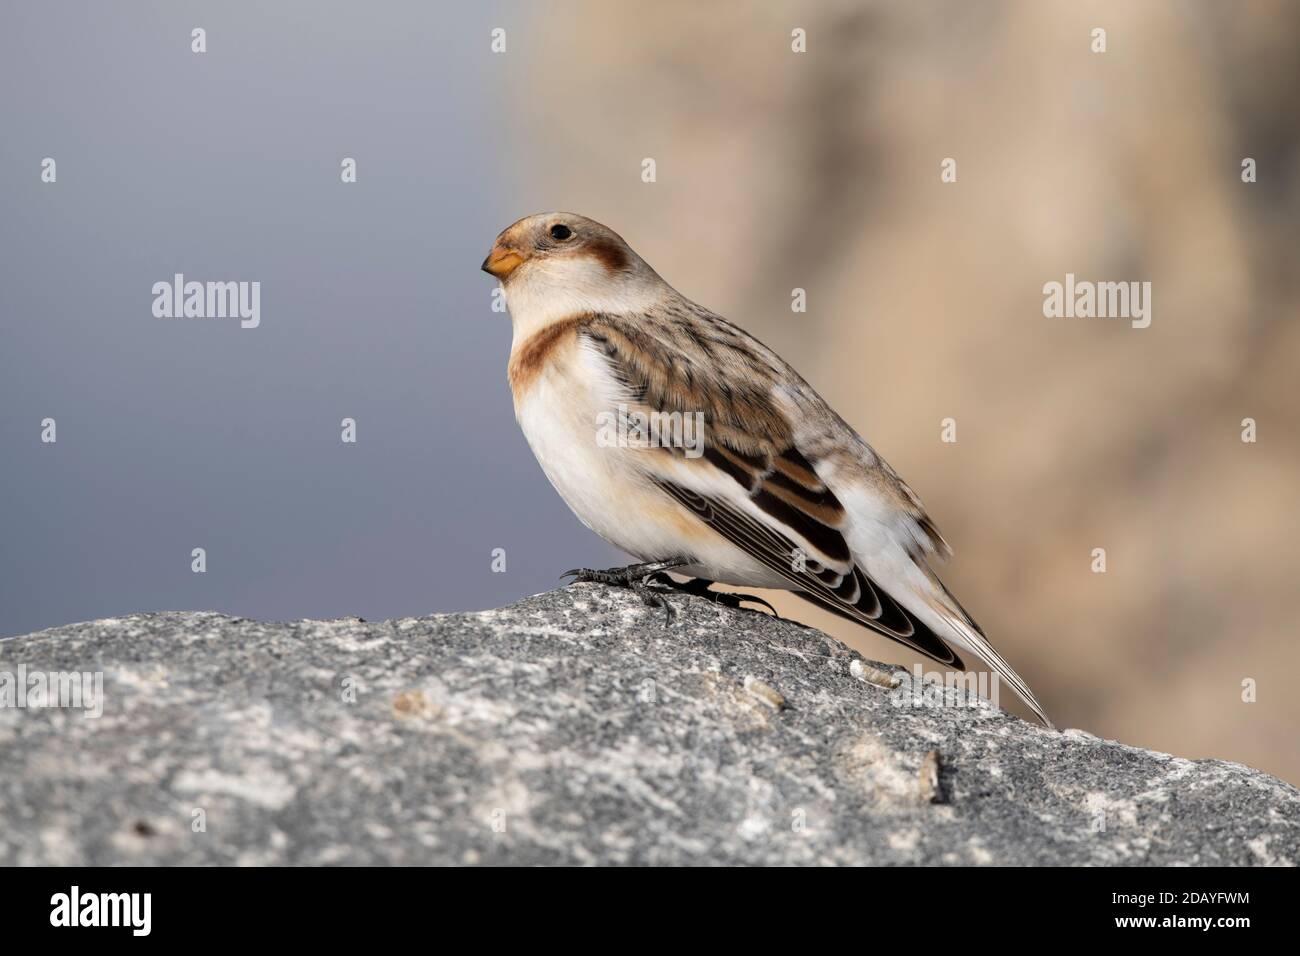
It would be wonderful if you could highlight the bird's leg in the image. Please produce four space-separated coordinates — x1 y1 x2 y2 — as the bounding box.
561 558 692 624
644 573 782 618
560 558 688 587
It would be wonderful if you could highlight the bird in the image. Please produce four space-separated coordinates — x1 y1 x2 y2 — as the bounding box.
481 212 1053 728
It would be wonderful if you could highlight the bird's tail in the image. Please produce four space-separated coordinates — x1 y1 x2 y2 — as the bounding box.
893 548 1055 728
936 600 1054 730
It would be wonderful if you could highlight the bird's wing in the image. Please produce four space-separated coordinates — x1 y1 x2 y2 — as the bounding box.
578 310 965 666
651 472 964 666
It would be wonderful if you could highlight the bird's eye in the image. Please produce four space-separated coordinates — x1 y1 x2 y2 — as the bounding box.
549 224 573 241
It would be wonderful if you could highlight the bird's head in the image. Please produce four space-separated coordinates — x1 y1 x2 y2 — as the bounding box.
481 213 665 324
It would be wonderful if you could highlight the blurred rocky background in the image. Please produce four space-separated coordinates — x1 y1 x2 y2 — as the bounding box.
500 0 1300 782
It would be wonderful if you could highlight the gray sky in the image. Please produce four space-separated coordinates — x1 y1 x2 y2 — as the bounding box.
0 1 612 637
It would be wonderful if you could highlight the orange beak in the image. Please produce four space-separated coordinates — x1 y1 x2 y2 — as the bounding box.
481 244 525 280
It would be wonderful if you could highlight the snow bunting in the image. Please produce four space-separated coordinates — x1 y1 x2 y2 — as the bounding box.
482 212 1053 727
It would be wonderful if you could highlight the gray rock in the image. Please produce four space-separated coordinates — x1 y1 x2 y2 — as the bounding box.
1 584 1296 865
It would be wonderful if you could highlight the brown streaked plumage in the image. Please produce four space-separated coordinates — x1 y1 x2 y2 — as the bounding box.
578 312 794 454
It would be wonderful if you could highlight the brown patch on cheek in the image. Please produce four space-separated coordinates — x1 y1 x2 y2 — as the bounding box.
508 314 593 395
586 236 630 275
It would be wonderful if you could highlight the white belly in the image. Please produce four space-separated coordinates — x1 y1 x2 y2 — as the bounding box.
511 336 786 588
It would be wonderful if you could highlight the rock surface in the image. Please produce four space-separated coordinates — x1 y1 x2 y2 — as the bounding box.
1 584 1296 865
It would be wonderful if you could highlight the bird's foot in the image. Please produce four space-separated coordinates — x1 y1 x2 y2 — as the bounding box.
561 558 691 625
646 574 781 617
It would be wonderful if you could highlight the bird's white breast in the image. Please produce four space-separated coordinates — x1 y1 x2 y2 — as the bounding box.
511 331 660 557
509 325 788 587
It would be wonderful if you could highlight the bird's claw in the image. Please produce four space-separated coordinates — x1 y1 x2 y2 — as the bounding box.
561 566 642 587
559 559 778 626
562 560 689 626
646 573 780 617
